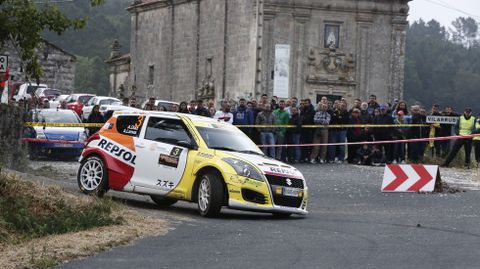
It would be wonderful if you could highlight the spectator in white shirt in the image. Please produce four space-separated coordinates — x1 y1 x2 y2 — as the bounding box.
214 103 234 124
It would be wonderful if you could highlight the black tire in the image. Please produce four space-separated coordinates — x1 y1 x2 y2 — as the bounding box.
28 144 39 160
197 172 224 217
150 195 178 207
272 213 292 218
77 155 108 197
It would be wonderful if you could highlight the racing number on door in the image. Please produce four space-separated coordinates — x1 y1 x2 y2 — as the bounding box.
134 116 145 129
171 147 182 157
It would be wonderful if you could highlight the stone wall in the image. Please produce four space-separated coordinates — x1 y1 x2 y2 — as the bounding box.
260 0 410 104
127 0 410 105
3 40 76 92
128 0 257 103
0 104 28 170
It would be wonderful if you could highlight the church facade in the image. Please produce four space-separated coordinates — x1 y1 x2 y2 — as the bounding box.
125 0 411 104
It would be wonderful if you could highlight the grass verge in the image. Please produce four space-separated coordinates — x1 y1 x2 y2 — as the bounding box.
0 171 171 269
0 172 123 244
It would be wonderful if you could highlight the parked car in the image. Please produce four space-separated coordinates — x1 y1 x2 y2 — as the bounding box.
82 96 121 120
13 83 47 101
65 93 96 117
49 94 70 108
25 109 87 160
141 99 179 111
35 88 62 102
98 104 141 121
77 111 308 217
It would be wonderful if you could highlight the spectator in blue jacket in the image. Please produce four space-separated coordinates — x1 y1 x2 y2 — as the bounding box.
233 98 254 136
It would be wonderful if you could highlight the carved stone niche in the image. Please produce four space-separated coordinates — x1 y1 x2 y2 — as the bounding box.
197 57 215 100
306 46 356 83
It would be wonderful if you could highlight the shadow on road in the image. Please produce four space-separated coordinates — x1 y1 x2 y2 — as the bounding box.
106 193 306 221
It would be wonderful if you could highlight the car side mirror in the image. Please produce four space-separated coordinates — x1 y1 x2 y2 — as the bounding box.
177 140 198 150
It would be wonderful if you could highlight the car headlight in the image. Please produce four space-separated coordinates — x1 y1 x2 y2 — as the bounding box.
36 131 46 140
223 158 264 182
79 132 87 142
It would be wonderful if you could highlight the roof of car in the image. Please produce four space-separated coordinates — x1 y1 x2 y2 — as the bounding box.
113 111 217 122
94 96 119 100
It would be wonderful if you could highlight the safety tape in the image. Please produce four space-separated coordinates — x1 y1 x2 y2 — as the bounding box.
257 133 480 148
23 122 430 128
236 124 430 128
24 122 104 127
21 138 85 145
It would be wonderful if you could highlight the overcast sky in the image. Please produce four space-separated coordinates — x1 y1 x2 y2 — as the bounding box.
408 0 480 27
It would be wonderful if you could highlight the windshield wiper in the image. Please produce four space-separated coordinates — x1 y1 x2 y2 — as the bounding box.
210 146 237 152
237 150 265 156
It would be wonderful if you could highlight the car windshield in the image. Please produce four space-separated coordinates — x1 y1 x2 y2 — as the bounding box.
99 99 120 105
43 89 61 97
32 110 81 123
27 86 45 95
78 95 93 104
196 126 263 155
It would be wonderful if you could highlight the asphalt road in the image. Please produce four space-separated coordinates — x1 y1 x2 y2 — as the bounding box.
42 162 480 269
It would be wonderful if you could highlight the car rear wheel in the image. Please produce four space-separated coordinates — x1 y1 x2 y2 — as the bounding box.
197 172 223 217
78 155 108 197
150 195 178 207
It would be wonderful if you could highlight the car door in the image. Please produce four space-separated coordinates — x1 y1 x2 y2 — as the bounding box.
131 116 194 195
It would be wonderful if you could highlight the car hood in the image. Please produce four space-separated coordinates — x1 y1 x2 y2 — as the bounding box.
34 127 84 141
224 151 304 179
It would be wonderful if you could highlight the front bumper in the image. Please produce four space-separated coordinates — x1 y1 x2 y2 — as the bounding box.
228 199 308 215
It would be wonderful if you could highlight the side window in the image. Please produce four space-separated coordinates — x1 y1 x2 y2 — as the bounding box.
116 115 145 137
144 117 192 145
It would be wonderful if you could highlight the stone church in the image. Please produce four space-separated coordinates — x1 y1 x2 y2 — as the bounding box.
120 0 411 104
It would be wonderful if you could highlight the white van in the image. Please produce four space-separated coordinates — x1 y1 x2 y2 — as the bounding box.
13 83 48 102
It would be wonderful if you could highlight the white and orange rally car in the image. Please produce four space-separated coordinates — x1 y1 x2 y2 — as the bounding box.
77 111 308 217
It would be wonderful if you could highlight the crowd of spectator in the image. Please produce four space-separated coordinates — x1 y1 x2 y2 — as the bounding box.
13 92 479 169
141 94 479 169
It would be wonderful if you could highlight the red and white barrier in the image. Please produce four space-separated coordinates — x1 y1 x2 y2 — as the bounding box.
381 164 441 193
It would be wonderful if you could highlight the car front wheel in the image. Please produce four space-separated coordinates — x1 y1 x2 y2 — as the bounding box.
197 172 223 217
77 155 108 197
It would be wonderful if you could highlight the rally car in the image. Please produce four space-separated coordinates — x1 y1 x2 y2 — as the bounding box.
77 111 308 217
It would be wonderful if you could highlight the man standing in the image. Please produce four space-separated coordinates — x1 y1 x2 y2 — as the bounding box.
192 100 211 117
188 100 197 113
273 100 290 161
310 103 330 164
442 108 476 169
372 104 394 164
144 97 156 110
348 98 362 114
300 99 315 162
327 102 350 163
430 104 443 158
286 106 302 163
438 105 458 157
233 98 254 134
408 105 428 163
473 115 480 168
256 104 276 158
367 94 380 116
214 103 233 124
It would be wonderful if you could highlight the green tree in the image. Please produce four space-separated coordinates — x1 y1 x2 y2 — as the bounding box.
451 17 478 47
74 56 109 96
0 0 104 80
405 18 480 111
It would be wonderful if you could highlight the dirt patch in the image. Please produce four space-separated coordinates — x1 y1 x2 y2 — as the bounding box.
0 210 171 269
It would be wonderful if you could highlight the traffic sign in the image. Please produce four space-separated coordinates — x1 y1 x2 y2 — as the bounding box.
426 115 458 125
0 55 7 73
381 164 441 193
